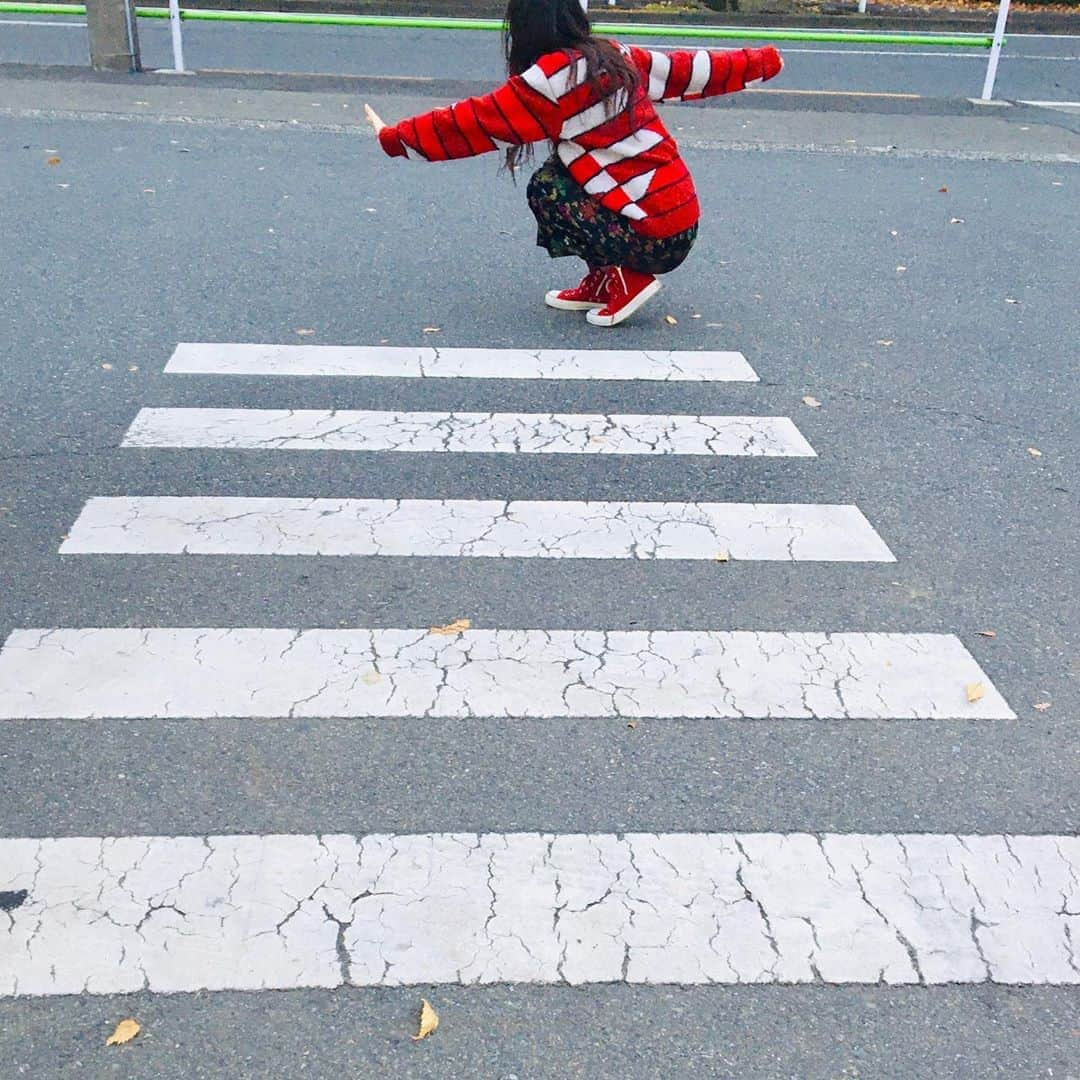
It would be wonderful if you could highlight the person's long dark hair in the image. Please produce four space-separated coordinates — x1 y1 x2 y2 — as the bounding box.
502 0 640 174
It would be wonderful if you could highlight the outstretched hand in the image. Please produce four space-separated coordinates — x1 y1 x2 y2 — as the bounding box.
364 104 387 135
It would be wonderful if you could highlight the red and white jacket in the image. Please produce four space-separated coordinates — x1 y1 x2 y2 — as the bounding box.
378 44 783 238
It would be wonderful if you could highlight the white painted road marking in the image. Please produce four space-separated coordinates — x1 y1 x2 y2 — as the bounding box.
0 628 1015 719
164 343 759 381
122 408 817 457
2 831 1075 996
60 497 893 561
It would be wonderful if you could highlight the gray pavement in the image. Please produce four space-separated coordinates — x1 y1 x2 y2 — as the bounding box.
1 15 1080 102
1 72 1078 1078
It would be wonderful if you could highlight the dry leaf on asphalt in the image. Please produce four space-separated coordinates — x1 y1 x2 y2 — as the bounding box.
46 156 61 166
412 999 439 1041
802 396 822 408
714 550 730 563
1033 702 1051 711
664 315 678 325
430 618 471 636
977 630 997 638
101 363 113 371
294 328 315 337
1028 447 1043 457
938 186 948 193
422 327 441 334
106 1019 141 1046
965 682 985 704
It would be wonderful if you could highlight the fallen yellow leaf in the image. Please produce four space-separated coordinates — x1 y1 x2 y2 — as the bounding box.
714 550 730 563
802 396 822 408
430 618 471 636
938 186 948 193
412 999 439 1041
294 328 315 337
1033 702 1051 711
965 682 985 704
106 1019 140 1046
664 315 678 325
46 156 61 166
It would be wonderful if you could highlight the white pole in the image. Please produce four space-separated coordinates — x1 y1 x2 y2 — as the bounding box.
980 0 1010 101
858 0 867 14
168 0 185 73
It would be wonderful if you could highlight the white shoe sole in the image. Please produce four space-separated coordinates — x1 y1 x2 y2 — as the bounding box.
545 290 605 311
586 280 662 327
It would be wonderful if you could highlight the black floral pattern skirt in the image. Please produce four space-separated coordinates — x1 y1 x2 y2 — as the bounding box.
526 156 698 276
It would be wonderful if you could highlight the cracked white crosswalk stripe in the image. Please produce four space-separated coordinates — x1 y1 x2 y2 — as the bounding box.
164 344 759 382
2 832 1075 996
60 497 893 561
0 629 1014 719
122 409 817 457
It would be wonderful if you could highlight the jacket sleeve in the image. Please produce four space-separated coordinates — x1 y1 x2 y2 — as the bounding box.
627 45 783 103
378 73 564 161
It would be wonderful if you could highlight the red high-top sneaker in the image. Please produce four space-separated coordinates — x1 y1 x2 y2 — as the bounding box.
586 267 661 327
545 267 611 311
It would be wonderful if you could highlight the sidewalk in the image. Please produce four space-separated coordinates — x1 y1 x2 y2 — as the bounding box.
3 65 1079 162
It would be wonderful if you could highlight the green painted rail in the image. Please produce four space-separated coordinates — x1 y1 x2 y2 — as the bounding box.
0 2 998 47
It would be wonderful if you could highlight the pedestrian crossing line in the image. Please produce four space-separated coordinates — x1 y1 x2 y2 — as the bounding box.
60 497 894 561
0 629 1015 720
122 408 817 458
2 831 1075 996
164 344 759 382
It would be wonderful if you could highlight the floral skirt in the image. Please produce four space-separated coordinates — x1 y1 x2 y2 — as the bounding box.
526 156 698 276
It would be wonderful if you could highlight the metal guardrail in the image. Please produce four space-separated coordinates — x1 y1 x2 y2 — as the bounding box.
0 1 1012 97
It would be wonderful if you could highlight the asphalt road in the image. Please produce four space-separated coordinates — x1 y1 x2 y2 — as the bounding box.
2 15 1080 101
1 73 1078 1078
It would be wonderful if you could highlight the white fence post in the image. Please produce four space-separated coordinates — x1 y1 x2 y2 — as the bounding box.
167 0 186 72
980 0 1010 101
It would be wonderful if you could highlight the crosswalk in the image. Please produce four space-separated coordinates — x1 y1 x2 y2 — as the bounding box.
1 342 1074 1002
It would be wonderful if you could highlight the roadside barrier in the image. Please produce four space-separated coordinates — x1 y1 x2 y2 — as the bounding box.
0 1 1012 99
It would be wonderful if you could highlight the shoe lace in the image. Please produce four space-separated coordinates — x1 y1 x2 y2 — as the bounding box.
583 267 611 297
